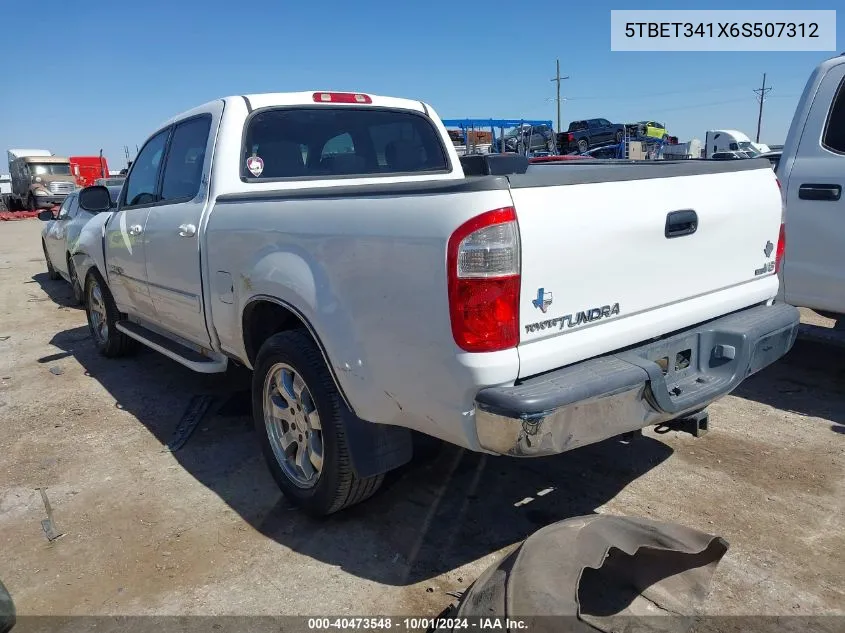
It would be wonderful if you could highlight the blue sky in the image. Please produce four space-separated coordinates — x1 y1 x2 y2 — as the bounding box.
1 0 841 172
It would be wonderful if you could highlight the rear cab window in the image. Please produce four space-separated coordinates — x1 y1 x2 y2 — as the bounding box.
822 75 845 154
242 107 450 180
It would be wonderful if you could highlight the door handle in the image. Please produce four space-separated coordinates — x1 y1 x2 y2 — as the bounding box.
798 184 841 201
178 223 197 237
127 224 142 236
665 209 698 238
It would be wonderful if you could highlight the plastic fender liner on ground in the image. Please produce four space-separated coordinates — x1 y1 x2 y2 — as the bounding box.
434 514 729 633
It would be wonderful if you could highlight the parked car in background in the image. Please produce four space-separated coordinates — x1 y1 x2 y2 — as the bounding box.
711 151 751 160
39 185 121 303
778 53 845 328
757 150 782 170
585 145 620 159
69 89 796 517
558 118 624 154
627 120 669 140
491 124 556 154
95 176 126 187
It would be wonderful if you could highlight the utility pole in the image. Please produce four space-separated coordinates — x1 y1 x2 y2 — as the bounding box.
753 73 772 143
550 59 569 132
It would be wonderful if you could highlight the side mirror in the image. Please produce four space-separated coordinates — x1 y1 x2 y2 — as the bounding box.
78 185 112 213
37 209 54 221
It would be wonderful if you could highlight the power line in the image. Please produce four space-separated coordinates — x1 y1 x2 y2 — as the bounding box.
550 59 569 132
753 73 772 143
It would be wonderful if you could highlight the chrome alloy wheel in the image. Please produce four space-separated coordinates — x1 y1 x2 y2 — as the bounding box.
88 280 109 345
263 363 324 488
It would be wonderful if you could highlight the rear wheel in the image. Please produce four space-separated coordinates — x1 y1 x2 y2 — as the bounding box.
84 271 136 357
577 138 589 153
253 330 384 516
42 241 60 280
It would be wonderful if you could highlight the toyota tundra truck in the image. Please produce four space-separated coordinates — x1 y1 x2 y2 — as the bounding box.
69 90 798 516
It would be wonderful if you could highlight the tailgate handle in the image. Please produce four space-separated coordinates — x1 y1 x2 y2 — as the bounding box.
665 209 698 238
798 184 841 201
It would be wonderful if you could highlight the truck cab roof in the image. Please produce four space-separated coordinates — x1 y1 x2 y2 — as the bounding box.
20 155 69 164
158 91 428 131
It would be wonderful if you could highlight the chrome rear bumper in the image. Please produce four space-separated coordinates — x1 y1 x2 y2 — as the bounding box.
475 302 800 457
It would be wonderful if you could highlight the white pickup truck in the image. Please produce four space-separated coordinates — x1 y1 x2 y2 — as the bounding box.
777 53 845 327
71 90 798 515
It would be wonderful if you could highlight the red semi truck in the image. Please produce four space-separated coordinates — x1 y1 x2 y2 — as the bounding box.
69 154 109 188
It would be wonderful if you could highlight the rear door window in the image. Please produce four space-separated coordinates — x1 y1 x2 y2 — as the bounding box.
160 115 212 202
243 107 449 180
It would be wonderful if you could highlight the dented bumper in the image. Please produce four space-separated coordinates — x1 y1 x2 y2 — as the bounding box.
474 302 800 457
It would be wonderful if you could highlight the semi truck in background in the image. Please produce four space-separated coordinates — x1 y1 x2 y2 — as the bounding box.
4 149 77 210
704 130 770 158
70 153 110 188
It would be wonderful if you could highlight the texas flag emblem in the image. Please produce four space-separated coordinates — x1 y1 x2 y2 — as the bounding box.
532 288 553 313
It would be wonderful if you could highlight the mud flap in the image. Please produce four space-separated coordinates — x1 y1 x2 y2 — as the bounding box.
436 514 729 633
342 411 413 478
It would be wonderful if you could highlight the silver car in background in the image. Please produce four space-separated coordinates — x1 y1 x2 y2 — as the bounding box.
40 185 122 304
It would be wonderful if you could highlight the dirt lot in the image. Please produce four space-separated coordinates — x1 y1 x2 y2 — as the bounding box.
1 218 843 619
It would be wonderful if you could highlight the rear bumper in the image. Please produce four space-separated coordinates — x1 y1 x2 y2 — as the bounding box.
474 302 799 457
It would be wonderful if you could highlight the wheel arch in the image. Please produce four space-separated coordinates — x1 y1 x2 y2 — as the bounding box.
242 295 354 413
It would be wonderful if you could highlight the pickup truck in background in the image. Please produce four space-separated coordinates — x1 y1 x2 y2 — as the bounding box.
558 118 625 154
777 53 845 328
71 90 798 516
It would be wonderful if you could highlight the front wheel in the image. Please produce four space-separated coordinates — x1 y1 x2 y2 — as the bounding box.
252 330 384 516
84 271 136 357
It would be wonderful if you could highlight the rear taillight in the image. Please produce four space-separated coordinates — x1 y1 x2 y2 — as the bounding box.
774 175 785 274
447 207 520 352
312 92 372 104
567 132 574 142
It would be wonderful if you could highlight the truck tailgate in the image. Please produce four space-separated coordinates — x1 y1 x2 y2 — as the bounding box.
510 162 783 378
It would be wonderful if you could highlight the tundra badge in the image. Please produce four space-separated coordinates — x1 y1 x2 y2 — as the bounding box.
525 303 620 334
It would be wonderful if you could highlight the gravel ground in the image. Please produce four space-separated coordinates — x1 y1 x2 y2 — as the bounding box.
0 219 842 621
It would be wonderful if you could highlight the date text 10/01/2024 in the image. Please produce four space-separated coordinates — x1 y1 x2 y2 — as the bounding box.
625 22 819 39
307 618 528 630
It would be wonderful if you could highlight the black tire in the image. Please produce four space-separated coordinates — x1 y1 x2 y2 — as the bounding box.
577 138 589 153
67 255 83 305
42 241 60 280
84 270 136 357
252 330 384 516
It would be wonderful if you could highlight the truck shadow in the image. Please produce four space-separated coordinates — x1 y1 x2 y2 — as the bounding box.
47 325 674 586
732 337 845 434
